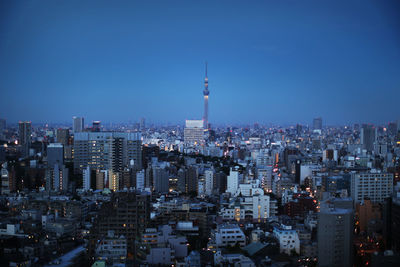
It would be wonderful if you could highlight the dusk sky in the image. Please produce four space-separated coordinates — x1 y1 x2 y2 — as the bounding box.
0 0 399 126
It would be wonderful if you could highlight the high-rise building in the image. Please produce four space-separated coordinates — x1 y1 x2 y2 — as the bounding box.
351 171 393 203
184 120 204 144
187 166 198 194
318 207 353 267
216 171 227 194
361 124 376 152
227 168 240 195
18 121 32 157
203 62 210 129
109 170 120 192
73 132 142 172
391 196 400 253
56 128 70 145
47 143 64 167
1 164 15 194
177 166 198 194
1 163 10 194
0 118 6 132
73 116 84 133
177 168 187 193
89 191 151 256
140 117 145 131
92 121 101 132
388 122 398 136
258 166 273 193
0 146 5 163
136 169 145 190
296 124 302 135
153 167 169 193
83 166 91 191
204 169 214 196
45 164 69 191
96 169 108 190
313 117 322 130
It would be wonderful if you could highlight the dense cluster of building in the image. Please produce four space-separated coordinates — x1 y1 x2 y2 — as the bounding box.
0 115 400 267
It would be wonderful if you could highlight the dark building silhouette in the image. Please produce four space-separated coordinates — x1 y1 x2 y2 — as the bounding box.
56 128 70 146
18 121 32 157
89 191 151 259
313 117 322 130
361 124 376 152
318 206 353 267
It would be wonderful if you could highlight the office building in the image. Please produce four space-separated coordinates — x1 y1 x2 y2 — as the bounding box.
18 121 32 157
361 124 376 152
45 164 69 191
204 169 214 195
109 170 120 192
73 116 84 133
227 168 241 195
258 166 273 192
388 122 398 136
56 128 70 145
47 143 64 167
356 198 381 232
296 123 302 135
153 167 169 193
351 171 393 203
313 117 322 130
73 132 142 172
83 166 91 191
140 117 145 131
177 168 187 193
136 169 145 190
0 118 6 132
92 121 101 132
96 169 108 190
177 166 198 194
318 207 353 267
90 191 151 255
184 120 204 144
187 165 198 193
1 163 10 194
391 196 400 253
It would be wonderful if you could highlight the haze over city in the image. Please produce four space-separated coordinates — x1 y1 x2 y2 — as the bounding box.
1 0 400 125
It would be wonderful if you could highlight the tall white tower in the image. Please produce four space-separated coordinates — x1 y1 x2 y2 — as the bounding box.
203 62 209 129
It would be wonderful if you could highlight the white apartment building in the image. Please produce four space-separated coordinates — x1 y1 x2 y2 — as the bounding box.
211 224 246 248
273 224 300 255
351 171 393 203
184 120 204 144
220 182 271 222
227 168 241 195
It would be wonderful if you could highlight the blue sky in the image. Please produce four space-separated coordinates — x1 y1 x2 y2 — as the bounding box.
0 0 399 126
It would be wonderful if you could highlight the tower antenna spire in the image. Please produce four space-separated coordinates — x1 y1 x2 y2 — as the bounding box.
203 62 209 130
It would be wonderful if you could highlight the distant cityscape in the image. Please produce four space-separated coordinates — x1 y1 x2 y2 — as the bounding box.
1 67 400 267
1 1 400 267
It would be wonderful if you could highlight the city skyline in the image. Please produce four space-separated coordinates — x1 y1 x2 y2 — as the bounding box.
1 2 400 266
1 0 399 125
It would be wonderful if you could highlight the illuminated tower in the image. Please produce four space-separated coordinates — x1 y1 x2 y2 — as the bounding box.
203 62 209 129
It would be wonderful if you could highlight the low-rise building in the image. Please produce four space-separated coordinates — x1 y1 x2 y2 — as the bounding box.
273 224 300 255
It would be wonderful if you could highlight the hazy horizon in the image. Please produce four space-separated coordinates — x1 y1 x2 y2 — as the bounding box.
1 0 399 125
